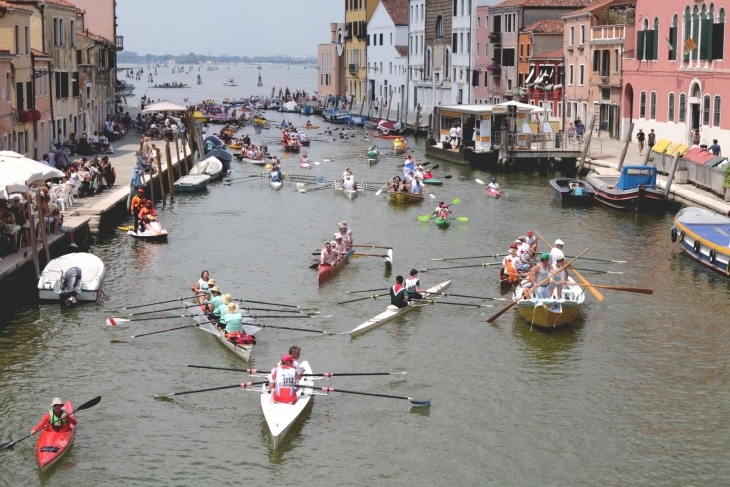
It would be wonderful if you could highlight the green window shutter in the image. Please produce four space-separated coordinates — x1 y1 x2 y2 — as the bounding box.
712 22 725 59
700 19 713 60
669 26 677 60
652 29 658 60
637 31 645 60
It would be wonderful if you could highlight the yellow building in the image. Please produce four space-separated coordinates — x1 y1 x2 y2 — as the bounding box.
344 0 379 102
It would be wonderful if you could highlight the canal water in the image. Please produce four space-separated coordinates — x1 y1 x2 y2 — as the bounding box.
1 78 729 485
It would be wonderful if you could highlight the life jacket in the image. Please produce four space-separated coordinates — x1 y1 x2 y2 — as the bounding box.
505 259 519 283
226 331 256 345
49 409 68 432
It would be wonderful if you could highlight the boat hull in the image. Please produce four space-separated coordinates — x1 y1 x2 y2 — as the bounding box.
387 191 425 204
242 157 268 166
187 303 253 361
127 230 168 241
423 178 442 186
514 278 585 328
318 258 347 286
435 217 451 228
38 253 106 302
486 189 502 198
173 174 210 192
36 400 75 472
586 170 666 212
673 207 730 276
549 178 595 203
261 361 314 449
349 280 452 337
269 180 283 190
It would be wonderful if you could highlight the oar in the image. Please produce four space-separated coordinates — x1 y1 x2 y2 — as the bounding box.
534 231 604 302
418 262 502 272
337 293 385 305
158 381 269 398
234 305 317 314
223 177 265 186
294 385 430 407
0 396 102 451
375 180 391 196
223 174 261 182
131 324 199 338
237 299 309 309
106 315 192 326
351 253 391 258
417 215 468 222
122 304 199 316
243 322 343 334
350 244 393 250
116 295 205 311
564 256 627 264
430 254 507 261
342 287 389 294
570 267 623 275
550 282 653 294
486 246 592 323
412 299 494 308
176 365 406 376
441 293 508 301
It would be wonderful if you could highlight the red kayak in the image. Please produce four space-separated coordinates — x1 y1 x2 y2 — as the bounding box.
36 400 76 472
317 250 354 286
487 188 502 198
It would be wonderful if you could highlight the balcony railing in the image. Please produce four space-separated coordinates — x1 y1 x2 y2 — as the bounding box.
348 64 358 74
488 32 501 44
115 35 124 51
591 25 627 42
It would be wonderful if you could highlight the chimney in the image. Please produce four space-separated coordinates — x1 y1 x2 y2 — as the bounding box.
330 23 337 43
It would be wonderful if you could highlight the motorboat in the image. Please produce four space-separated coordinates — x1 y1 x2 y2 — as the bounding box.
223 79 237 86
189 157 224 181
127 220 169 242
38 252 106 306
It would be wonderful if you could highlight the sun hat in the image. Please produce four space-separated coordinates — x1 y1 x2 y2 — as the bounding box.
334 233 342 239
338 221 348 228
227 302 239 313
207 278 217 286
210 285 221 293
555 239 564 246
51 397 63 406
281 354 294 363
222 293 233 304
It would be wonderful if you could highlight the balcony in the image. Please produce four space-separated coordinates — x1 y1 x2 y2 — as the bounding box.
348 64 358 74
115 35 124 51
591 25 628 43
488 32 501 44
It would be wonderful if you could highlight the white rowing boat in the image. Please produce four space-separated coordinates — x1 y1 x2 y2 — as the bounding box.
269 180 283 190
335 186 358 200
261 360 314 448
186 302 255 361
349 280 451 337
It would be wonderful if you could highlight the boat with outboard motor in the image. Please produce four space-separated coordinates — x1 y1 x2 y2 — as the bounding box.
672 206 730 276
37 253 106 306
586 165 666 211
261 360 314 448
173 174 210 192
549 178 595 203
189 157 224 181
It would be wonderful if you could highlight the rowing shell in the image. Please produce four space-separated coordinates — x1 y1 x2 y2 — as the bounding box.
349 280 452 337
269 180 283 190
261 360 314 448
186 302 254 361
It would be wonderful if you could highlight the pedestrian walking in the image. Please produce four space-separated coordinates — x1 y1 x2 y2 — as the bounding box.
647 129 656 152
709 139 722 156
637 129 646 154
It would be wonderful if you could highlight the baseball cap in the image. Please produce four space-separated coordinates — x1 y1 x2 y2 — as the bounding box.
281 354 294 363
527 231 533 236
555 239 564 245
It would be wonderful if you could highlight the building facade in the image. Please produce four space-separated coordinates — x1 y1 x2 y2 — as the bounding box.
368 0 408 118
413 0 453 116
318 23 345 99
344 0 379 102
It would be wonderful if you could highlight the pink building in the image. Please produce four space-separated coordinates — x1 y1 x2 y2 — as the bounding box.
32 49 52 159
622 0 728 145
0 47 12 148
318 23 346 99
474 4 490 103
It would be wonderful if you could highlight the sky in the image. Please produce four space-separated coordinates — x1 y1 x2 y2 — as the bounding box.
116 0 344 58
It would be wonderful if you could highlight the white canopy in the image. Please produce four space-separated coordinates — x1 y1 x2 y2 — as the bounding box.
0 174 29 199
0 151 65 183
142 101 189 113
497 100 538 110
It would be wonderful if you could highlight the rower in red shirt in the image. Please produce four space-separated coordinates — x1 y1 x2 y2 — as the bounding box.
269 354 302 404
31 397 77 435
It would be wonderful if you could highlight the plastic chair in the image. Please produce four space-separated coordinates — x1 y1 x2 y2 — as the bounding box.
71 183 80 203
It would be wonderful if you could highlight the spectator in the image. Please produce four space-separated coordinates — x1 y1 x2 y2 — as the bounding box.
637 128 645 154
647 129 656 152
709 139 722 156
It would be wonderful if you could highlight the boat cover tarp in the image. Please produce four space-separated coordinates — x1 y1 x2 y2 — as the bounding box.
203 136 223 154
617 165 657 191
677 208 730 246
202 148 232 163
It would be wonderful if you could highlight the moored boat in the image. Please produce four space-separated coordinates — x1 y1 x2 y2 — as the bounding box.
586 165 666 211
38 253 106 306
349 280 452 337
36 400 75 472
202 148 233 174
189 157 224 181
423 178 442 186
513 277 585 328
261 361 314 448
173 174 210 192
672 206 730 276
387 190 425 204
549 178 595 203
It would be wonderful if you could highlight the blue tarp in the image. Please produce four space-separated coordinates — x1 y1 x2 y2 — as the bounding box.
617 165 657 191
203 136 223 154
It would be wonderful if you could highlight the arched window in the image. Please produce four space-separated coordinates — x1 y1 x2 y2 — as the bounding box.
669 14 678 61
668 92 676 122
436 16 444 38
640 91 647 118
713 95 721 126
679 93 687 122
703 94 711 125
650 91 657 119
717 9 726 60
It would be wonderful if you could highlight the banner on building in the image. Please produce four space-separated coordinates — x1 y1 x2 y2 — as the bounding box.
683 37 697 54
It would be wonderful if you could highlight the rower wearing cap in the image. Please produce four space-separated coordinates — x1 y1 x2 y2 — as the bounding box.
31 397 77 435
527 253 552 299
332 233 347 257
423 168 434 180
487 177 500 192
320 241 339 266
551 239 565 266
526 231 537 256
549 257 569 299
515 239 530 271
404 269 425 300
337 221 353 249
269 354 302 404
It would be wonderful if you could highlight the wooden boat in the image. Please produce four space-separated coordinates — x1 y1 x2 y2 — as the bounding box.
586 166 666 211
173 174 210 192
261 361 314 448
392 138 407 154
513 277 585 328
336 187 358 200
36 400 75 472
318 250 354 286
281 137 301 152
269 180 283 190
499 271 520 290
38 253 106 306
349 280 452 337
549 178 595 203
372 133 402 139
387 190 425 204
242 156 269 166
189 157 223 181
302 124 320 129
186 302 254 361
486 188 502 198
435 217 450 228
228 143 243 150
423 178 442 186
673 207 730 276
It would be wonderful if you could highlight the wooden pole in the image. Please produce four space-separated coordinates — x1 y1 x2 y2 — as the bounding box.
35 187 50 263
664 151 681 197
174 135 182 175
181 132 189 174
155 147 165 202
28 212 39 276
617 122 634 172
576 114 596 173
165 140 175 199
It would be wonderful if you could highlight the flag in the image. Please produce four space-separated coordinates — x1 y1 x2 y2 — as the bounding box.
683 37 697 54
665 38 674 51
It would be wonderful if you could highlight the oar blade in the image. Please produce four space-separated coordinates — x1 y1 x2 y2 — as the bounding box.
75 395 102 412
409 398 432 407
417 215 432 221
475 179 485 185
106 317 129 326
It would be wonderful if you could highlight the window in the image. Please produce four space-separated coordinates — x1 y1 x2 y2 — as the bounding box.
379 33 383 45
637 17 658 60
580 24 585 44
703 95 711 125
477 42 480 57
14 25 19 55
615 48 620 72
569 26 575 46
5 73 10 102
502 48 515 67
444 48 451 77
24 26 29 55
568 64 574 85
72 72 79 97
390 33 392 45
650 91 656 120
668 93 675 122
714 95 721 126
639 91 646 118
453 33 458 53
668 14 678 60
679 93 687 122
16 82 24 111
436 16 444 37
59 19 63 46
453 0 458 16
592 50 600 72
579 64 584 85
70 20 74 47
426 48 432 77
505 13 516 33
467 32 470 54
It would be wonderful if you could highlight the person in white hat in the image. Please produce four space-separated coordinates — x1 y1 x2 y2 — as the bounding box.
551 239 565 266
220 302 243 334
332 233 347 257
31 398 76 435
337 221 353 249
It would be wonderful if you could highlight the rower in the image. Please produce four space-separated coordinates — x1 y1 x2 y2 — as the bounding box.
341 166 353 183
320 242 339 267
550 239 565 266
527 253 552 300
268 354 302 404
433 201 451 219
525 231 537 256
220 302 244 334
501 244 521 285
390 275 409 309
337 221 353 249
300 154 311 165
215 293 234 325
549 257 569 299
31 397 77 436
191 270 211 305
342 175 356 191
411 177 426 195
516 237 531 270
487 177 500 194
332 234 347 257
423 168 434 180
278 346 305 376
269 165 282 183
204 285 224 318
404 269 425 300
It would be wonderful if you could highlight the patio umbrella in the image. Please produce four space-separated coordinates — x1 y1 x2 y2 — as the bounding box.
0 174 29 199
141 101 188 113
0 152 64 183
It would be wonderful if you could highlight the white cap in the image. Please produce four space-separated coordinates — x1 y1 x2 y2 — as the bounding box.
555 239 565 245
330 240 338 247
334 233 342 239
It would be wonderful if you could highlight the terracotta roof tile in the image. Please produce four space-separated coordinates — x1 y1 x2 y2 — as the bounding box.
563 0 635 18
77 29 113 45
531 47 564 59
0 44 10 53
395 45 408 57
379 0 409 26
31 48 50 57
523 19 564 34
493 0 593 8
0 0 32 11
7 0 77 8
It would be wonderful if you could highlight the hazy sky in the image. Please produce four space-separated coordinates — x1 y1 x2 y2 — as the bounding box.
117 0 344 58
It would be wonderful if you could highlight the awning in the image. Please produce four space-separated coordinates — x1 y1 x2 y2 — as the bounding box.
525 67 535 84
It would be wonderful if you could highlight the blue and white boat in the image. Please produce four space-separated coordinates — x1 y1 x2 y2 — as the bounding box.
672 207 730 276
586 165 666 212
322 108 352 124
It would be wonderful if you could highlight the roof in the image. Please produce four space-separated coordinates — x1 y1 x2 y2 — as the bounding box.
379 0 409 26
31 48 50 58
0 0 32 12
77 29 113 46
564 0 635 18
0 44 10 53
6 0 77 8
394 45 408 57
523 19 564 34
493 0 594 8
531 48 564 59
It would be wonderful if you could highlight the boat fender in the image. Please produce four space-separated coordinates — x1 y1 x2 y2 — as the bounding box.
727 260 730 277
693 240 701 253
671 227 677 243
678 230 685 242
709 249 716 264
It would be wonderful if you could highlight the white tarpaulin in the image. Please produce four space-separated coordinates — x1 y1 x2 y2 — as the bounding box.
0 151 65 183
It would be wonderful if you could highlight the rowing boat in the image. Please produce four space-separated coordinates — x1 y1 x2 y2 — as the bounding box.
269 180 283 190
349 280 452 337
186 302 254 361
336 187 358 200
423 178 443 186
486 188 502 198
367 156 379 165
36 400 75 472
242 157 269 166
318 250 354 286
513 277 584 328
387 190 425 204
261 361 314 449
